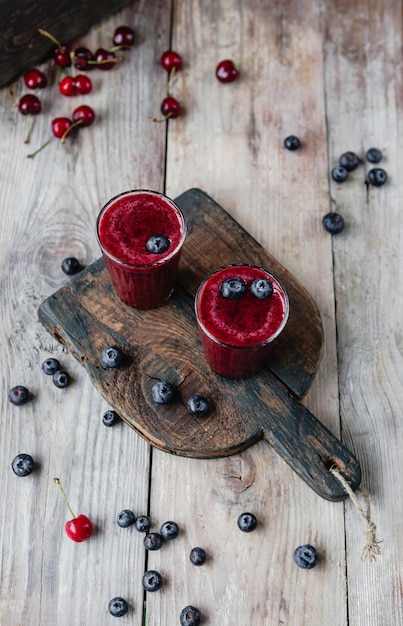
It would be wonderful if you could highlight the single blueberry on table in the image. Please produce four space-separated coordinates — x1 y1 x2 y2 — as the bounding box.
101 345 124 368
160 520 179 540
144 532 163 550
250 278 273 299
146 234 170 254
53 370 70 388
322 212 345 235
8 385 29 406
41 357 61 375
220 276 247 300
190 546 206 566
180 605 202 626
142 570 162 592
284 135 301 151
135 515 151 533
237 512 258 533
103 409 120 427
367 167 387 187
187 394 210 418
331 165 349 183
293 544 318 569
61 257 82 276
366 147 382 163
339 151 360 171
152 380 175 404
11 453 34 477
117 509 136 528
108 597 128 617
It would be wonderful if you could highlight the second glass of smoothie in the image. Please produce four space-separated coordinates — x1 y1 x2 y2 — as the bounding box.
195 264 289 378
96 190 186 309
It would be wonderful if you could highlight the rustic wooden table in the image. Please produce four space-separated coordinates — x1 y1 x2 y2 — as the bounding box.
1 1 401 625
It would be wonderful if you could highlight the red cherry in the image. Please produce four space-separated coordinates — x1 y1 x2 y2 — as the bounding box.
94 48 118 70
59 75 92 96
73 47 95 71
65 514 93 543
112 25 135 49
160 50 183 72
72 105 96 127
52 117 73 139
54 477 93 543
54 45 72 68
24 68 47 89
160 96 181 119
216 59 239 83
18 94 42 115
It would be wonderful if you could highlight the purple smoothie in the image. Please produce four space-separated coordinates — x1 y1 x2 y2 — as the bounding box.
195 264 289 378
97 190 186 309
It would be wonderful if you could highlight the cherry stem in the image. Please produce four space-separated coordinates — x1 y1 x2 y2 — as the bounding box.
24 115 33 144
27 136 53 158
234 48 258 68
167 66 176 96
148 112 173 123
38 28 63 51
110 44 133 52
60 119 83 143
70 51 76 78
87 57 121 67
54 477 76 518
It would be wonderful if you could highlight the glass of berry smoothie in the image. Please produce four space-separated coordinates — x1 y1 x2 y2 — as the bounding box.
195 264 289 379
96 190 186 309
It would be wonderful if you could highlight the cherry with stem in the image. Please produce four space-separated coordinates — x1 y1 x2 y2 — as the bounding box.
54 477 93 542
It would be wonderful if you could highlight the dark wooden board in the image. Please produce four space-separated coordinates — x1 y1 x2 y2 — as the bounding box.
38 188 361 501
0 0 133 87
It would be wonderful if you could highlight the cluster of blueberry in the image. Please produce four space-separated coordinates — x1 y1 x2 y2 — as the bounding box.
16 25 135 157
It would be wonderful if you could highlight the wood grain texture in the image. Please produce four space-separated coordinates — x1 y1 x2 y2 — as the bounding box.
0 0 401 624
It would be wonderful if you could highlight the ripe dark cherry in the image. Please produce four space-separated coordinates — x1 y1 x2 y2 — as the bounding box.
73 47 95 71
72 105 95 127
94 48 117 71
18 94 42 115
161 50 183 72
113 25 135 48
59 75 92 96
54 45 72 68
216 59 239 83
24 68 47 90
160 96 181 119
52 117 73 139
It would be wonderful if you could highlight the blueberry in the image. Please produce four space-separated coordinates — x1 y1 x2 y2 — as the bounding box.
367 167 387 187
293 544 318 569
250 278 273 299
366 147 382 163
152 380 175 404
117 509 136 528
284 135 301 151
61 257 82 276
103 409 120 427
41 358 61 375
101 346 124 368
187 394 210 418
108 597 128 617
180 605 202 626
322 212 345 234
11 453 34 477
53 370 70 388
144 532 163 550
339 151 360 171
160 520 179 540
237 512 258 533
142 570 162 592
331 165 349 183
135 515 151 533
190 547 206 566
146 234 170 254
8 385 29 406
220 276 247 300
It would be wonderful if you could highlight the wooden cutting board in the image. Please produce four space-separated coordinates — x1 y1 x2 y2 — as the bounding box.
38 188 361 501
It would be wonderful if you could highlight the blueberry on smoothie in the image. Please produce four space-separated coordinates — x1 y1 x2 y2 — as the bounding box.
250 278 273 299
220 277 247 300
146 234 170 254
